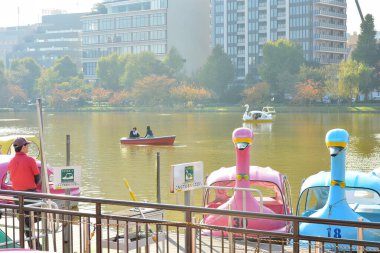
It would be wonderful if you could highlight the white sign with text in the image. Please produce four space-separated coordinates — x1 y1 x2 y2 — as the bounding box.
170 161 204 193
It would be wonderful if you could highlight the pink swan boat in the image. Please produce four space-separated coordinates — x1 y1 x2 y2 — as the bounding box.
202 127 292 236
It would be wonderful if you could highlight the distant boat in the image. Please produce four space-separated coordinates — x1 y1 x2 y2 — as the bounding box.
262 106 276 115
120 136 176 145
242 104 273 123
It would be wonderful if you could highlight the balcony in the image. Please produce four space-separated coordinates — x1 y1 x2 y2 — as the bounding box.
314 10 346 19
258 2 267 9
314 0 346 8
259 15 267 21
314 46 350 54
314 22 346 31
314 33 346 42
258 26 267 33
315 57 344 64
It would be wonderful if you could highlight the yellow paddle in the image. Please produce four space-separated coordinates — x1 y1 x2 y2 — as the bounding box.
123 178 157 242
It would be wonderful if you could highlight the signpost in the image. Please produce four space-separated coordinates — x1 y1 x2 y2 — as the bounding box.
170 161 203 253
170 161 204 194
53 166 81 190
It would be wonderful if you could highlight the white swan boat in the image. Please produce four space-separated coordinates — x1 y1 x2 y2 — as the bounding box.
242 104 273 123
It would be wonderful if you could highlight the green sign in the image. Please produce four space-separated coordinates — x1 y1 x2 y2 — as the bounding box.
61 169 74 183
184 166 194 182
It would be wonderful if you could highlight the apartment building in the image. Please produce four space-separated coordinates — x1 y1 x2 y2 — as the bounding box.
81 0 210 80
211 0 349 82
9 13 83 69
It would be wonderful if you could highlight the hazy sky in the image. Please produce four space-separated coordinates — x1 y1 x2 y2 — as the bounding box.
0 0 379 34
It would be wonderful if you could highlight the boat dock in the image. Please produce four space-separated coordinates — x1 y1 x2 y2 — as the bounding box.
0 190 379 252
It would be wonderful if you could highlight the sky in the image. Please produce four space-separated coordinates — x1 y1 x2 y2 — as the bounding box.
0 0 378 34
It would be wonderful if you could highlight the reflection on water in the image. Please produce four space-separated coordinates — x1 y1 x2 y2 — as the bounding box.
1 111 380 212
243 122 272 133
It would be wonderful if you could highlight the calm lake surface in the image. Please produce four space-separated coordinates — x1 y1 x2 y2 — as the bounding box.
1 111 380 212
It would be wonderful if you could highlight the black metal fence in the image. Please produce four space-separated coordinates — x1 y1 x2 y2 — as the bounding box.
0 190 380 253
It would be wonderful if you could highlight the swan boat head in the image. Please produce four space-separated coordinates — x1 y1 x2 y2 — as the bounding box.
300 129 371 242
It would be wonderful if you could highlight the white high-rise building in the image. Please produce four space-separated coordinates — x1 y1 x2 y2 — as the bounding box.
211 0 348 82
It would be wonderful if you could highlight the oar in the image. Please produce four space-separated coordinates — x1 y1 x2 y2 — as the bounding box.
123 178 158 242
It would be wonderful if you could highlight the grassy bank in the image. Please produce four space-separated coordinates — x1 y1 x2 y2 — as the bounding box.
3 104 380 113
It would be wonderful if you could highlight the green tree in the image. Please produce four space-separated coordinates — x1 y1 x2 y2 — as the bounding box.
323 64 340 102
245 65 259 85
91 3 107 14
357 63 372 100
121 52 170 89
338 59 369 102
163 47 185 78
352 14 379 67
10 58 41 97
53 56 78 81
0 60 6 87
197 45 234 97
259 39 304 100
36 68 59 99
298 65 326 83
97 53 128 90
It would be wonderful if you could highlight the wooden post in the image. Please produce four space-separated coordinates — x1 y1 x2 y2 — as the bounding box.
63 134 72 253
156 152 161 204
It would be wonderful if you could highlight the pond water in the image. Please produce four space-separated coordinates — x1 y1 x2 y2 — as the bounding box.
1 111 380 212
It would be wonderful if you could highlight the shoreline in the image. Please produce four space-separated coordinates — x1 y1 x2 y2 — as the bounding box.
2 104 380 113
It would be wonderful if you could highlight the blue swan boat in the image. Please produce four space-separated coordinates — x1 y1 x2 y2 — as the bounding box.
299 129 380 244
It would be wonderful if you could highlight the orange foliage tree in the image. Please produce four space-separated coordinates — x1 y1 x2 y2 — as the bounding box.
132 75 176 106
170 83 213 107
241 82 270 106
92 88 112 106
48 88 88 110
108 90 130 106
6 84 28 106
293 80 322 105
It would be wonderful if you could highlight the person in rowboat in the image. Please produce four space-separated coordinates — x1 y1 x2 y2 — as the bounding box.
129 127 140 138
144 126 154 138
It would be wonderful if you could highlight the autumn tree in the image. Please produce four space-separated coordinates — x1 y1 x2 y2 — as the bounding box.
241 82 270 106
170 83 213 107
131 75 176 106
293 80 322 105
197 45 234 98
109 90 130 106
259 39 304 100
92 88 112 106
7 84 28 106
48 88 88 110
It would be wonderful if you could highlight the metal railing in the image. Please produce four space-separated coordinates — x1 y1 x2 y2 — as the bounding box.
0 190 380 253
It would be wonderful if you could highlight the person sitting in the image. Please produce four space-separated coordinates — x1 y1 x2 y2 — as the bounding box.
129 127 140 138
144 126 154 138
